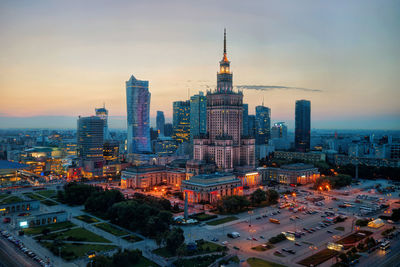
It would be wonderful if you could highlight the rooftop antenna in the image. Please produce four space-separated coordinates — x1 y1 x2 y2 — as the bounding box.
262 95 264 106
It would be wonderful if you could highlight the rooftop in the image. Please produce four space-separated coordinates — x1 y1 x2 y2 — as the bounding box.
0 160 28 170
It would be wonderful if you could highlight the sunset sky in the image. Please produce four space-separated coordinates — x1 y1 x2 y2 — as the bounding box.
0 0 399 129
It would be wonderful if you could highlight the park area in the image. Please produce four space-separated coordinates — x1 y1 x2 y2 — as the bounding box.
74 214 99 224
206 216 238 225
94 222 130 236
35 227 111 243
23 221 76 235
39 241 116 261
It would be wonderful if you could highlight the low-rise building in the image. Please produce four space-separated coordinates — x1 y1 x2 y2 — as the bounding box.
181 173 243 203
0 200 40 214
274 151 326 163
16 210 68 229
258 163 319 185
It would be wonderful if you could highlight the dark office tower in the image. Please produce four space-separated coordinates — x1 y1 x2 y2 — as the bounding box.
248 115 256 138
156 111 165 136
77 116 104 178
295 100 311 152
242 104 249 136
173 100 191 143
190 92 207 141
126 75 151 154
164 123 173 137
255 105 271 145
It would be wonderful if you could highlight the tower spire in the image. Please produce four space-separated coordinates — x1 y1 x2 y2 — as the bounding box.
224 28 226 54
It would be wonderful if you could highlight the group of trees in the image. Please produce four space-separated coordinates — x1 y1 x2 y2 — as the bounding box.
313 174 352 190
85 189 125 215
250 189 279 205
216 195 250 213
108 199 173 238
89 249 142 267
57 182 100 205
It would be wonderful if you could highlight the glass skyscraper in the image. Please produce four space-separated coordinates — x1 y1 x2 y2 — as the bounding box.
156 111 165 136
77 116 104 177
173 100 190 143
190 92 207 141
126 75 151 154
295 99 311 152
95 104 110 140
255 105 271 145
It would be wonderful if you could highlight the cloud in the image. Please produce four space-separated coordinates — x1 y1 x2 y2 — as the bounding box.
235 85 322 92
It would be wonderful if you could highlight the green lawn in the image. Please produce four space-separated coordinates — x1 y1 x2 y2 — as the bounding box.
136 256 159 267
190 213 218 221
40 241 116 261
37 227 111 243
74 215 99 224
247 257 287 267
0 194 9 200
174 254 223 267
94 222 129 236
206 216 238 225
36 190 56 198
153 241 225 258
41 199 58 206
122 235 143 243
23 221 76 235
0 195 23 204
252 244 274 251
152 247 175 258
23 192 45 201
335 226 345 231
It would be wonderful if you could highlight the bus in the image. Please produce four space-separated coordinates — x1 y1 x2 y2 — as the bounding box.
269 218 280 224
380 241 390 251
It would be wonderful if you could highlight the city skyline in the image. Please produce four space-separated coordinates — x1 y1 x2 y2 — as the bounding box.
1 0 399 130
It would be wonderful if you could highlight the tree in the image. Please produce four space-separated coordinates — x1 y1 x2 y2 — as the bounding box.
165 227 185 254
266 189 279 204
250 189 267 204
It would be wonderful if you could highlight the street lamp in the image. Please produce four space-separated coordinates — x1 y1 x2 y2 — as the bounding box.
248 210 254 227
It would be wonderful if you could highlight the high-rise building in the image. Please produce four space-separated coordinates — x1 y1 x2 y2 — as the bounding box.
77 116 104 177
271 122 287 139
248 115 256 138
242 104 249 136
255 105 271 145
164 123 173 137
190 92 207 141
126 75 151 154
173 100 191 143
156 111 165 136
95 105 111 140
103 140 119 163
295 100 311 152
193 29 255 172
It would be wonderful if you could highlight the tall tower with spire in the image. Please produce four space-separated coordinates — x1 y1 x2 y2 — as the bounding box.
193 29 255 172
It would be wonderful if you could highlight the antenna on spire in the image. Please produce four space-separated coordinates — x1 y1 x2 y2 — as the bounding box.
103 102 105 108
262 95 264 106
223 28 227 54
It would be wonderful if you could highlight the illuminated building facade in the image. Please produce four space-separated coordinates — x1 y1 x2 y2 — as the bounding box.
126 75 151 155
156 111 165 136
255 105 271 145
0 200 39 215
181 173 243 203
193 29 255 172
173 100 191 143
236 171 261 187
295 100 311 152
77 116 104 177
258 163 319 185
103 140 119 163
120 165 186 189
95 105 111 140
190 92 207 142
153 136 178 155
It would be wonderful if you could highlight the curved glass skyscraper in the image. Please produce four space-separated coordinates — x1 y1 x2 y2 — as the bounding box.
126 75 151 154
